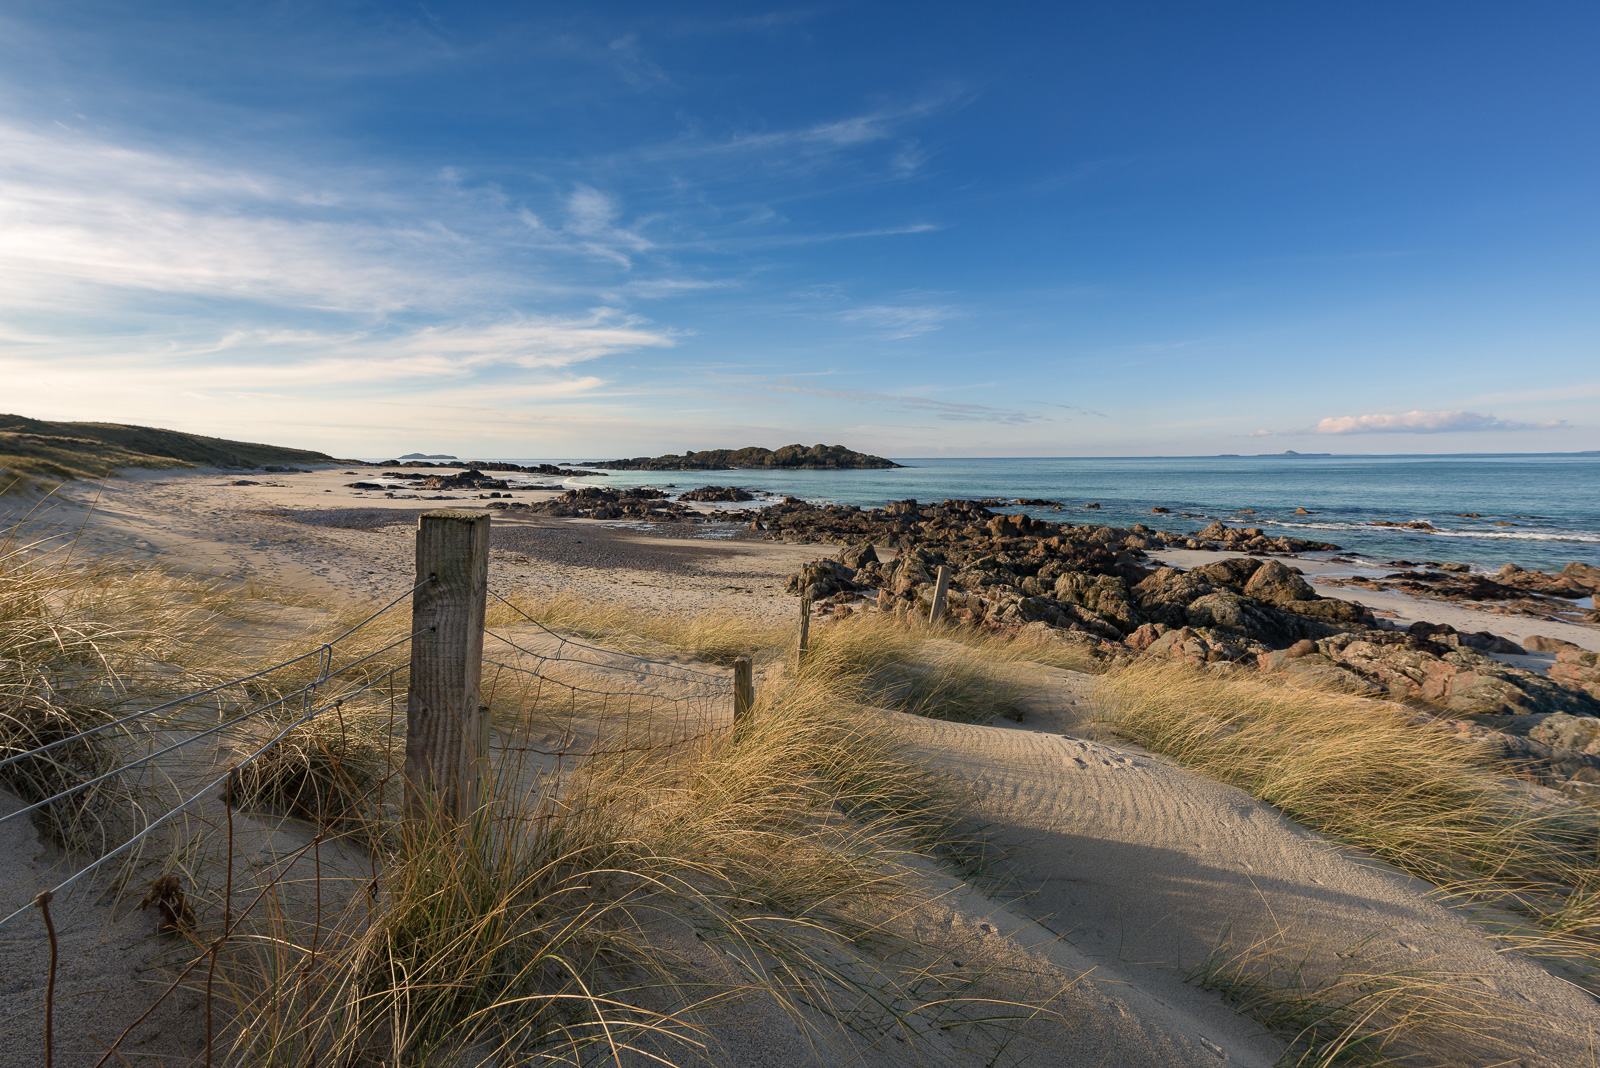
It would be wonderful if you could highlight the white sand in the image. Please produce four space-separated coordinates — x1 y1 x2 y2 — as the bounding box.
3 468 1598 1065
897 675 1600 1066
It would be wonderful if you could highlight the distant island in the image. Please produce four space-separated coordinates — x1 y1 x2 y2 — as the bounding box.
0 412 340 481
399 452 457 460
580 444 902 471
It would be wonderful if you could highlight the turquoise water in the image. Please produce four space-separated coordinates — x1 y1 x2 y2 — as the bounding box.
457 454 1600 573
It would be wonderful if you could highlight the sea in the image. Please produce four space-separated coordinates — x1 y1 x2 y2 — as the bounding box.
396 454 1600 575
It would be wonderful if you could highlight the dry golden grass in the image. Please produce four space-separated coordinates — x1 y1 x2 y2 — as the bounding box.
489 589 790 666
0 525 243 853
799 611 1031 723
25 519 1583 1066
215 654 1054 1066
1098 662 1600 999
1190 925 1535 1068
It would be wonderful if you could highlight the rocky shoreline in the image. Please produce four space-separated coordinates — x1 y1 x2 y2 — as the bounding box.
377 481 1600 799
731 496 1600 802
579 443 900 470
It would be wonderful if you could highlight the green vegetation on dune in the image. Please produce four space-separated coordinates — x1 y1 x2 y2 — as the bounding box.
0 412 342 483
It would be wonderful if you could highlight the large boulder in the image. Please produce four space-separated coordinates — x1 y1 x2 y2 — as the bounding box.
1144 625 1270 666
1132 568 1218 627
785 558 858 601
889 547 940 594
1322 636 1600 717
1551 646 1600 700
1561 561 1600 591
837 542 880 570
1052 572 1142 633
1191 557 1264 589
1530 713 1600 756
1282 597 1373 627
1243 559 1317 602
1184 592 1299 648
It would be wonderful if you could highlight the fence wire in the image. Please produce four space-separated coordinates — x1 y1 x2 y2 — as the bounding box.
1 569 748 1064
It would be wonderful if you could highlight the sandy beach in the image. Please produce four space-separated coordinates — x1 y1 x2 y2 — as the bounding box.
4 466 1599 1066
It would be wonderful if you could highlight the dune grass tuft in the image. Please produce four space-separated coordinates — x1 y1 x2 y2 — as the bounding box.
1098 662 1600 996
219 649 1048 1065
799 611 1032 723
1191 926 1529 1068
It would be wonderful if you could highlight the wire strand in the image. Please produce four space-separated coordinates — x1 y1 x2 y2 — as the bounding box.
0 664 410 933
487 590 729 681
0 575 435 774
482 629 732 692
482 657 726 701
0 629 427 830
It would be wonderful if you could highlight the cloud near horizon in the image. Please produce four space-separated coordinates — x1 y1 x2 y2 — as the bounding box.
1269 410 1569 436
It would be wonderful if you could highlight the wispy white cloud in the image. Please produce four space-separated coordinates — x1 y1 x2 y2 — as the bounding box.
0 119 488 314
1288 410 1568 435
840 302 956 339
712 376 1041 426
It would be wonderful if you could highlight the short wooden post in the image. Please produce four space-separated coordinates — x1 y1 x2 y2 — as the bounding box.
733 656 754 726
404 510 490 828
928 565 952 623
797 596 812 657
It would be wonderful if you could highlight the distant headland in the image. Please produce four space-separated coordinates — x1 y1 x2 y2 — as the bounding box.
578 444 902 471
399 452 457 460
0 412 339 480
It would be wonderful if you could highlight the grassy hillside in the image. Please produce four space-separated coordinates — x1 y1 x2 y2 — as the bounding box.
0 413 342 483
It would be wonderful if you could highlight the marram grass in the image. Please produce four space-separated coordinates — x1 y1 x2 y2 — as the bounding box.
1097 662 1600 1008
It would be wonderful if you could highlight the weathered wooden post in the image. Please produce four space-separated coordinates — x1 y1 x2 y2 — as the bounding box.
797 595 812 657
928 565 952 624
404 510 490 828
733 656 754 726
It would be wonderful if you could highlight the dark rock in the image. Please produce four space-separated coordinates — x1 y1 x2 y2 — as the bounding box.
1562 561 1600 591
1052 573 1141 633
1191 557 1265 588
1525 635 1581 654
837 543 880 570
1185 592 1299 647
1133 568 1219 628
677 485 756 502
584 444 900 471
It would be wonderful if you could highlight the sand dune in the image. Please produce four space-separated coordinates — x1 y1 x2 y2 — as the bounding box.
3 467 1597 1065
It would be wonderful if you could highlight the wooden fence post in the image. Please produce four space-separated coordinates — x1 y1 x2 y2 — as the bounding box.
404 510 490 829
928 565 952 624
797 596 811 657
733 656 754 726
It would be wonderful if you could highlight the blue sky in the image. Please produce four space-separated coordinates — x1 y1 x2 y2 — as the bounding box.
1 1 1596 457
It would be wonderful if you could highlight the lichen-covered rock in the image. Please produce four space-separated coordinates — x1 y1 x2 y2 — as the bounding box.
1529 712 1600 756
785 558 858 600
1243 559 1317 602
1144 625 1269 666
1318 635 1600 717
1282 597 1373 627
1184 592 1298 647
1190 557 1264 588
1551 646 1600 700
1132 568 1218 628
837 542 879 570
1052 573 1142 633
